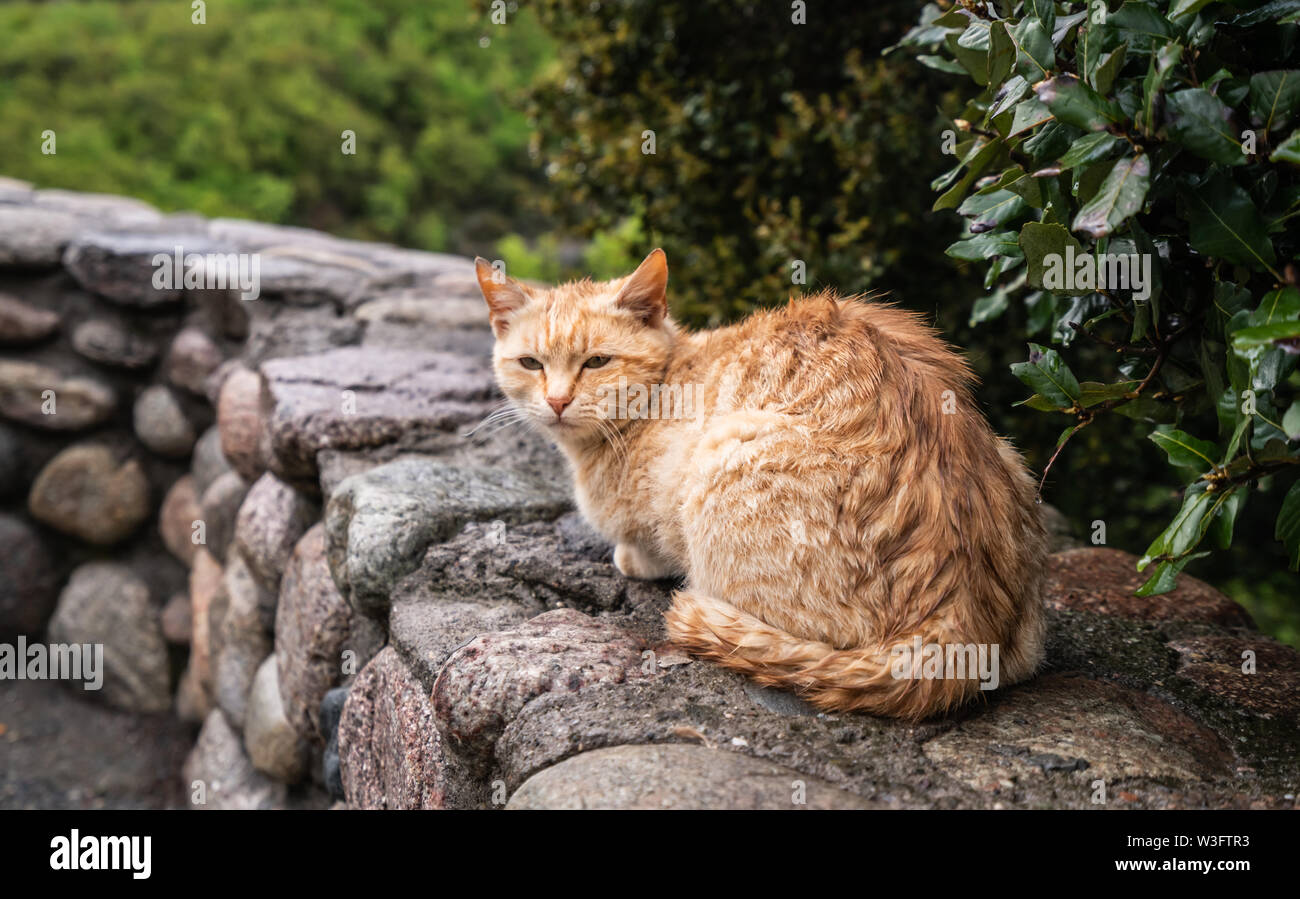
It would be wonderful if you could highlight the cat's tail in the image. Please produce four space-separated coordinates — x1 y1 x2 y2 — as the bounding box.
664 589 992 721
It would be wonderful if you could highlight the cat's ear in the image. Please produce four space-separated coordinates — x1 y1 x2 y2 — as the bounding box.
614 249 668 328
475 257 529 336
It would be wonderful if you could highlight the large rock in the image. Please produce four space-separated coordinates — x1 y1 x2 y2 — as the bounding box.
70 318 159 369
133 385 197 458
386 514 626 690
198 470 249 563
0 292 60 344
275 524 383 741
211 552 274 729
63 231 235 306
325 458 571 619
189 549 224 695
216 366 270 481
1046 547 1254 627
244 657 310 783
1167 635 1300 722
507 744 878 810
0 360 115 430
161 591 192 645
232 473 319 593
182 710 287 810
0 206 86 266
159 475 201 566
431 609 646 770
164 326 223 394
46 563 170 714
338 648 456 809
259 347 499 482
27 444 150 544
0 514 59 638
921 674 1234 801
191 425 233 496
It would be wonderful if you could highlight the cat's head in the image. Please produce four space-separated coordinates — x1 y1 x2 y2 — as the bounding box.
475 249 676 441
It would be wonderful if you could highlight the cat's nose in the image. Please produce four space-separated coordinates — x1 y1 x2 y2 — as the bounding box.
547 396 573 418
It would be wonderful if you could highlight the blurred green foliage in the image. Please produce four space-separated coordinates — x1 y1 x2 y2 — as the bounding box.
0 0 554 255
523 0 973 325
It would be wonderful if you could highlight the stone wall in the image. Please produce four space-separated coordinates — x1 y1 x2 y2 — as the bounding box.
2 179 1297 810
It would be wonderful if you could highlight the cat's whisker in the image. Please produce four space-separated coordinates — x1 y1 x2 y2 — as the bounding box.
466 404 525 437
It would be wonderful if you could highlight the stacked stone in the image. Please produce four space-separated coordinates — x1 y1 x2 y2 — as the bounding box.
4 179 1299 811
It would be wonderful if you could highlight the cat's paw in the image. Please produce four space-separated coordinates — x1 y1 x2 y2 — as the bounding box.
614 542 677 580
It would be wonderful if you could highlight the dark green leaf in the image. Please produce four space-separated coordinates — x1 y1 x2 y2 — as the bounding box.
1072 153 1150 239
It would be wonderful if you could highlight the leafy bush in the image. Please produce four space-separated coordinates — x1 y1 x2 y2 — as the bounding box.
898 0 1300 592
524 0 969 325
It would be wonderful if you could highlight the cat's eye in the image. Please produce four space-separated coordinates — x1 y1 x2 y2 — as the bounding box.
518 357 543 371
583 355 611 369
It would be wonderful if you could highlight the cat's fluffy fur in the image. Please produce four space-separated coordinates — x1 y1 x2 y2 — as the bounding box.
477 250 1046 720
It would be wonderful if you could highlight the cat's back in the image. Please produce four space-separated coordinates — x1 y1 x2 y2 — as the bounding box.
673 291 975 427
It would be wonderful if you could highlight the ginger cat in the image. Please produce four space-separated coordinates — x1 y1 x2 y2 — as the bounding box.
475 250 1046 720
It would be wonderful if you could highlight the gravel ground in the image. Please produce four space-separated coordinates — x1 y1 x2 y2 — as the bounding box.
0 679 194 809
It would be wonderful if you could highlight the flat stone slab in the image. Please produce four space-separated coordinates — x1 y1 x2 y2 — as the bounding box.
387 513 631 689
63 231 236 306
921 674 1234 801
324 457 571 620
506 743 879 810
1045 547 1254 627
260 347 501 481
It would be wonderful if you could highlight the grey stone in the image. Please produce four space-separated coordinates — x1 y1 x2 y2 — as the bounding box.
212 552 274 729
0 206 87 267
0 292 60 344
182 710 287 810
161 591 192 645
324 458 571 619
28 444 150 544
134 385 197 458
215 366 269 482
47 563 170 714
158 474 201 565
191 425 233 496
431 609 646 771
244 656 310 783
260 347 499 482
0 360 115 431
242 304 362 367
63 231 234 306
198 470 249 563
338 648 458 809
32 189 163 227
70 318 159 368
386 513 627 691
506 744 879 810
232 473 319 593
275 524 383 742
163 326 223 393
921 674 1235 795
